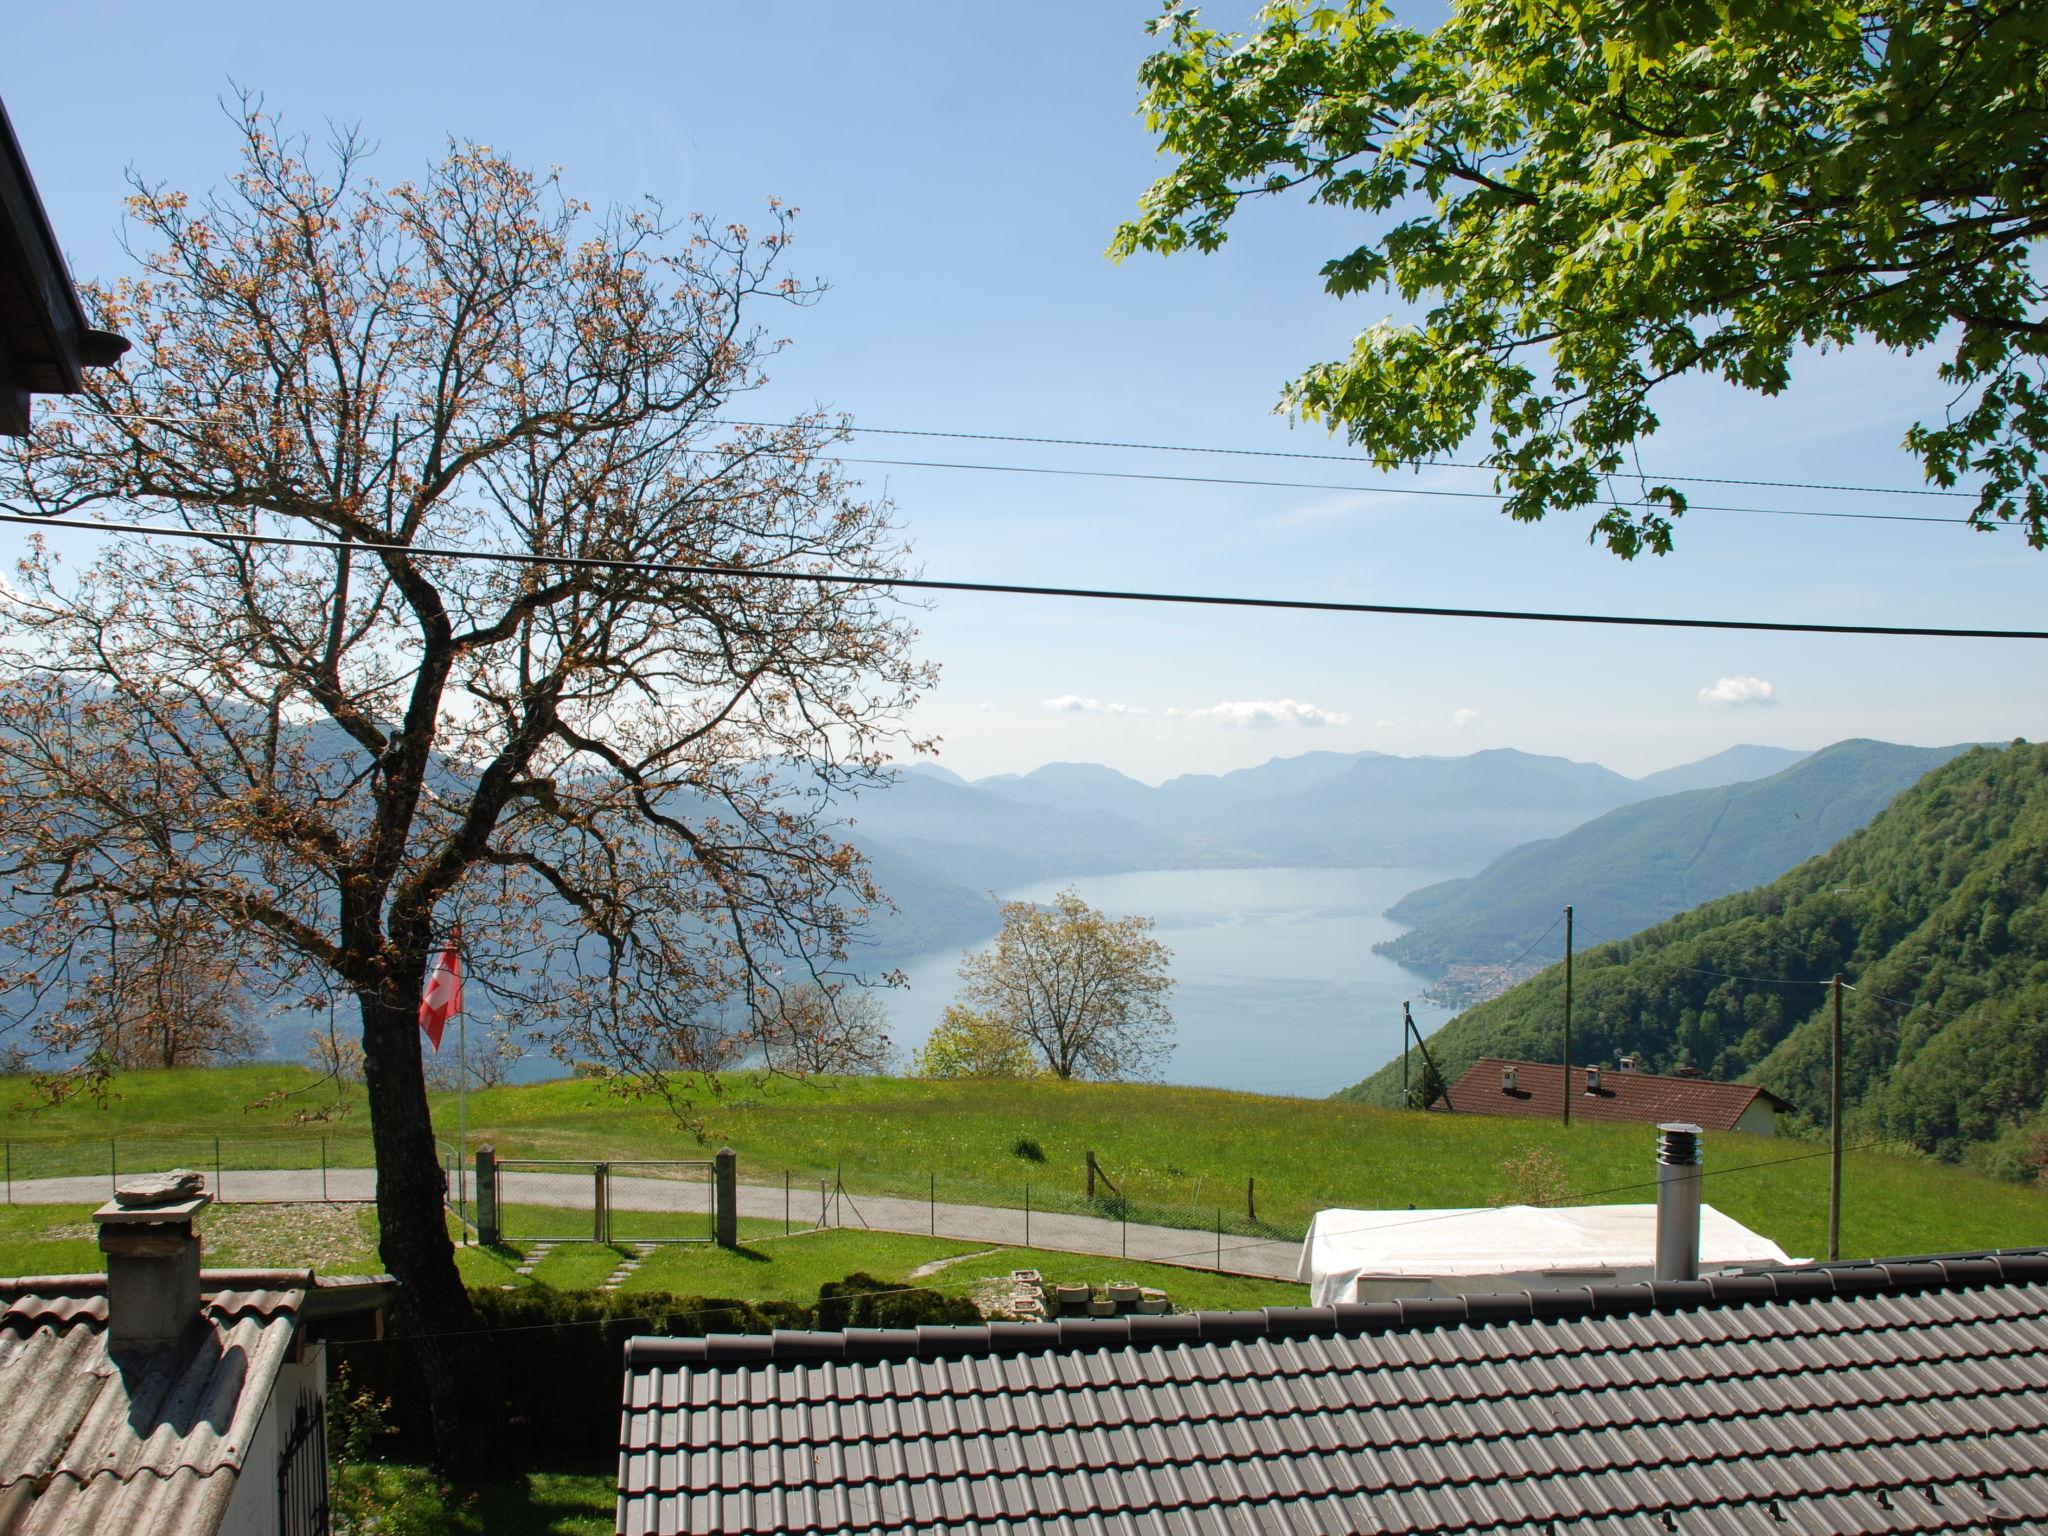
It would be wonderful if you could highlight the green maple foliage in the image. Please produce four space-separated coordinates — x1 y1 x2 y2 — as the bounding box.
1112 0 2048 556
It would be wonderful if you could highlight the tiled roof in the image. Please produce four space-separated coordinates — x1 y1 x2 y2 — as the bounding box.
619 1249 2048 1536
1440 1056 1790 1130
0 1270 330 1536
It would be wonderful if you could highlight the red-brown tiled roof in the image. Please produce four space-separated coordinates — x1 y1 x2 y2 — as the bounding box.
1440 1057 1791 1130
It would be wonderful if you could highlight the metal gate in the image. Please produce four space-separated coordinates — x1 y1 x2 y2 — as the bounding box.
494 1157 715 1244
606 1160 716 1245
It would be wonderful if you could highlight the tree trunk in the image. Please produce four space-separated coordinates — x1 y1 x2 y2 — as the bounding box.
357 976 492 1470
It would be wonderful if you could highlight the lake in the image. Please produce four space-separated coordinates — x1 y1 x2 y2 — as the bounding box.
879 866 1466 1100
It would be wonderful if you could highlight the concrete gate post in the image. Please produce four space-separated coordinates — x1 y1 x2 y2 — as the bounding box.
475 1145 498 1247
714 1147 738 1249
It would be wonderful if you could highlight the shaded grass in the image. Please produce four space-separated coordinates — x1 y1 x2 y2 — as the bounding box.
7 1065 2046 1264
617 1228 987 1304
334 1463 612 1536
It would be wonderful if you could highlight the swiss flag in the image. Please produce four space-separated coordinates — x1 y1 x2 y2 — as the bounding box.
418 927 463 1051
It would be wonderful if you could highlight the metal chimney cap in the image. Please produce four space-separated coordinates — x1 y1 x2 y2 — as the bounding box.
1656 1123 1705 1164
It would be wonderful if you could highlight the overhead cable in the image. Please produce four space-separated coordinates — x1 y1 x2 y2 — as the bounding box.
5 511 2044 641
712 419 1975 501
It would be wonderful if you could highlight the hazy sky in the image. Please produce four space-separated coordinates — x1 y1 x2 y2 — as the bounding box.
8 4 2043 783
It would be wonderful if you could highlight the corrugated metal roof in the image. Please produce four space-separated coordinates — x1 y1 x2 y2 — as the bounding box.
0 1277 305 1536
1441 1056 1788 1129
618 1251 2048 1535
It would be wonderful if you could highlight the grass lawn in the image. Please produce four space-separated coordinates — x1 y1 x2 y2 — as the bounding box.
5 1065 2046 1264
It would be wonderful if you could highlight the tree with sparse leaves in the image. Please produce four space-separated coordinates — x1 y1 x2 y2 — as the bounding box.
0 103 930 1464
957 889 1176 1081
1114 0 2048 557
749 981 895 1075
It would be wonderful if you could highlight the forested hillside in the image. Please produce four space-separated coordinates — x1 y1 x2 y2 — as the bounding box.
1376 740 1968 979
1339 742 2048 1180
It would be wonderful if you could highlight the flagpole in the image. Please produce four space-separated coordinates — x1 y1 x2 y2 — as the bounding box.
458 1008 468 1238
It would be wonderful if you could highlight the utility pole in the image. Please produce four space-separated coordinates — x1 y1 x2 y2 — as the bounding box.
1830 973 1844 1262
1562 905 1574 1127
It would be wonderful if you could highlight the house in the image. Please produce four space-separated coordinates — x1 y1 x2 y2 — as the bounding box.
618 1247 2048 1534
1 96 128 435
0 1177 388 1536
1297 1200 1796 1305
1439 1055 1791 1134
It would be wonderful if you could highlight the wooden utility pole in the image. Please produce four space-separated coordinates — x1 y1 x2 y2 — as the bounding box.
1562 905 1574 1127
1830 973 1844 1262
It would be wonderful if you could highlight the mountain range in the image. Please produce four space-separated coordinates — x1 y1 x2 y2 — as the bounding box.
844 743 1816 962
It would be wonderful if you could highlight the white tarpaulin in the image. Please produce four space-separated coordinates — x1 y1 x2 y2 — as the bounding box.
1297 1202 1800 1307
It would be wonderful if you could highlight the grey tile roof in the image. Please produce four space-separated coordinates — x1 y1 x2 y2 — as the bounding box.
0 1271 326 1536
618 1251 2048 1535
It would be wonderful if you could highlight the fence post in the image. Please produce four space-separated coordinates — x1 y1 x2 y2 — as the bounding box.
4 1141 9 1205
476 1145 498 1246
109 1138 117 1197
321 1136 329 1203
929 1172 936 1237
213 1137 222 1202
713 1147 737 1250
594 1163 610 1244
820 1180 828 1230
1247 1176 1256 1224
1122 1204 1127 1259
1025 1182 1031 1248
784 1170 791 1236
1215 1208 1222 1269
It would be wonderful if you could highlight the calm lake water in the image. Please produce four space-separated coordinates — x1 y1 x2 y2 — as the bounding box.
882 866 1466 1100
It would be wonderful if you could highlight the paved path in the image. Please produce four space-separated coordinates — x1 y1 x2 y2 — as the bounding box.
2 1167 1306 1284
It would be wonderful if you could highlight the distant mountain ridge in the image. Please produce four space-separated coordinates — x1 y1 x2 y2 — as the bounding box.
1375 739 1969 984
1335 741 2048 1177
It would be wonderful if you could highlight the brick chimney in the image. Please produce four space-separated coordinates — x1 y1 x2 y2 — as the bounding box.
92 1171 210 1354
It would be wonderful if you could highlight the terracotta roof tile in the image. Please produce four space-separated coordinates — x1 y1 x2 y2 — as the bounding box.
1441 1057 1791 1130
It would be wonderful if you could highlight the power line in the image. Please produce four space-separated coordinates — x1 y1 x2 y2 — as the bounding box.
6 511 2046 641
824 455 1974 527
715 419 1976 502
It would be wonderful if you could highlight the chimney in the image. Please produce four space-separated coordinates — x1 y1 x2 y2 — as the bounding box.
1585 1067 1602 1094
1501 1065 1517 1092
1619 1054 1638 1072
1654 1124 1703 1283
92 1170 210 1354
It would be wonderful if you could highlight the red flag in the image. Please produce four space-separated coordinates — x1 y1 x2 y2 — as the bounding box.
419 926 463 1051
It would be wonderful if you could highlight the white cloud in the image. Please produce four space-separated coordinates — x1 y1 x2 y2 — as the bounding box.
1040 694 1148 717
1165 698 1350 729
1699 676 1778 708
1450 707 1481 728
977 701 997 712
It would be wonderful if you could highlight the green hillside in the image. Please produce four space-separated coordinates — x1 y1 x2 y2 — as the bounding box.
1340 742 2048 1180
1377 740 1969 979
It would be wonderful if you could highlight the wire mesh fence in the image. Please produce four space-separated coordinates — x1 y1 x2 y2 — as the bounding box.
2 1133 1302 1276
2 1132 380 1204
737 1163 1307 1274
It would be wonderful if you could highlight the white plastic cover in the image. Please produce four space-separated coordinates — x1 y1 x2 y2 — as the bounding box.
1297 1202 1799 1307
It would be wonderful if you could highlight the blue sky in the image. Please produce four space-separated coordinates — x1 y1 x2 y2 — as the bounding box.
7 2 2043 783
